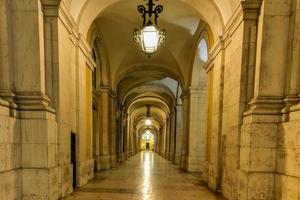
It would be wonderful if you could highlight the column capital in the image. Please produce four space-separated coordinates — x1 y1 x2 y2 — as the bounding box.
42 0 61 16
241 0 262 20
180 87 204 99
99 86 117 97
189 87 204 95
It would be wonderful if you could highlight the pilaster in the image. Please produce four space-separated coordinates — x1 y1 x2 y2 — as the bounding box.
0 0 16 110
174 105 183 165
238 0 289 199
184 88 207 172
179 91 190 169
8 1 61 199
97 87 114 170
282 0 300 120
169 108 176 163
109 95 117 168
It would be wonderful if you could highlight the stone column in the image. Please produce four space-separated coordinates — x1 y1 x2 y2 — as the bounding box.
125 115 130 159
129 127 134 156
180 93 189 169
239 1 289 199
162 121 168 158
0 0 14 107
93 100 101 170
98 88 111 169
165 116 170 159
109 95 117 167
169 108 176 162
118 123 123 162
10 0 59 199
159 127 164 156
289 1 300 113
185 88 207 172
135 130 139 154
155 129 160 153
174 105 183 165
120 112 126 161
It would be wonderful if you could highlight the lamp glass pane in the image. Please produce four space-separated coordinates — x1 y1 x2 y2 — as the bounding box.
141 25 159 53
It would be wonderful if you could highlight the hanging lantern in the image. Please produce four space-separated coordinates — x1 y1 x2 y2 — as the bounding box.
134 0 166 57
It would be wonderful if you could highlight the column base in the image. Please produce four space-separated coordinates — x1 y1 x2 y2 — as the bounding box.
110 154 116 168
59 164 73 198
76 159 94 187
184 155 204 172
118 153 125 162
160 151 166 158
22 167 60 200
180 155 187 169
174 153 181 165
238 113 278 200
202 161 209 182
20 110 60 199
169 152 175 163
99 155 110 170
238 171 274 200
94 156 102 171
0 169 21 200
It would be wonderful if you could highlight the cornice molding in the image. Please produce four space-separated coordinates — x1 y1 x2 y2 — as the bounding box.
76 34 96 71
0 98 9 108
100 86 117 98
244 96 284 116
43 0 95 71
42 0 61 17
289 94 300 112
180 89 190 100
15 92 56 113
223 0 262 47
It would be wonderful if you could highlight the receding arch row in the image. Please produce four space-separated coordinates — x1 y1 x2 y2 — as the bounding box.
64 0 235 39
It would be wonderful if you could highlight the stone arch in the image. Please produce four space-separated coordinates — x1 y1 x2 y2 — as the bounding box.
88 23 112 87
189 24 214 87
66 0 235 39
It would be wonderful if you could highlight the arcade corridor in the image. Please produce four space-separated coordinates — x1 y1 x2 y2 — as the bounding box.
1 0 300 199
65 151 223 200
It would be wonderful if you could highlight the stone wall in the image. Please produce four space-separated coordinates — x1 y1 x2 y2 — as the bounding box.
275 110 300 199
0 103 21 200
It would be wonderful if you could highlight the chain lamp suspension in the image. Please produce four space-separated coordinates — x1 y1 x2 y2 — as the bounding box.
145 105 152 125
134 0 167 57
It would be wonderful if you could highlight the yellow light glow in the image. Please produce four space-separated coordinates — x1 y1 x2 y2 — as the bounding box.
145 119 152 125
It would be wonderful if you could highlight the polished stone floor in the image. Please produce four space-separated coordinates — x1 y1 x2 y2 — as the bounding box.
65 151 224 200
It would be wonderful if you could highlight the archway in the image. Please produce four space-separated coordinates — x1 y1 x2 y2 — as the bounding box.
140 131 155 151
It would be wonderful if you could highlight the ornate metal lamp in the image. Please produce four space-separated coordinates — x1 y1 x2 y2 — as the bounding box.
134 0 167 57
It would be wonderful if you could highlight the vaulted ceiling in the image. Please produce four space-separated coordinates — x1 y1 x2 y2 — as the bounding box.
61 0 239 136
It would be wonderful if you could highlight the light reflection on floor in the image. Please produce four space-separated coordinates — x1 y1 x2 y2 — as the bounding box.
65 151 223 200
142 151 151 195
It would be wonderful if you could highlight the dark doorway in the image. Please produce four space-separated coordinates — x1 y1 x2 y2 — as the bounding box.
146 142 150 150
71 133 77 188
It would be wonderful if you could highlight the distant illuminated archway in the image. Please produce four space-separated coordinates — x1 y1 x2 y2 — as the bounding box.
141 131 155 151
